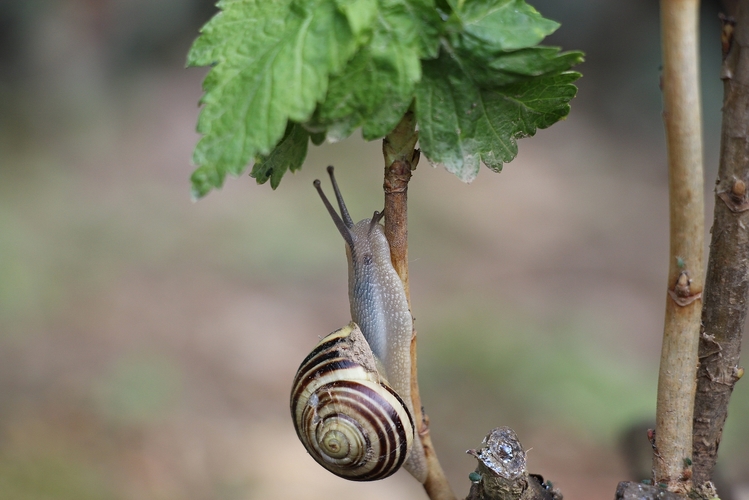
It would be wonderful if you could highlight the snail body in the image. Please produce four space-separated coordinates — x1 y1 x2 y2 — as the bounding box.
290 166 427 482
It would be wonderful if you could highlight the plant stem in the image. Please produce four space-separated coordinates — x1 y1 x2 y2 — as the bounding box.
692 4 748 487
654 0 705 492
383 111 456 500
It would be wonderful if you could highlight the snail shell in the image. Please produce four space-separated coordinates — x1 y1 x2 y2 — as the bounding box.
290 322 415 481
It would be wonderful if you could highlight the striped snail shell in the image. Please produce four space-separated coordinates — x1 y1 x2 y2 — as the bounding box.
291 322 415 481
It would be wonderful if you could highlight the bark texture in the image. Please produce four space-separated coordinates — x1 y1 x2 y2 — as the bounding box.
383 111 456 500
692 2 749 487
383 110 418 298
615 482 685 500
654 0 705 492
465 428 560 500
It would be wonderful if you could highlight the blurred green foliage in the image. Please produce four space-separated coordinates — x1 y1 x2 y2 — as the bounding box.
93 354 182 426
421 300 656 440
0 454 117 500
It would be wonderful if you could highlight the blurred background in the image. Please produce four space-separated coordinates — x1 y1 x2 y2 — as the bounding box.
0 1 747 499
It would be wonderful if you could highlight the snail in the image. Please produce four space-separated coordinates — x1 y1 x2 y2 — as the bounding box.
290 166 427 482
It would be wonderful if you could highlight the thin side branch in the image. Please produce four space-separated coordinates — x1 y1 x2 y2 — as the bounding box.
655 0 705 492
383 111 456 500
692 3 749 487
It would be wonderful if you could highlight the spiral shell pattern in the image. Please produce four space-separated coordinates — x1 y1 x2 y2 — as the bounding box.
291 323 414 481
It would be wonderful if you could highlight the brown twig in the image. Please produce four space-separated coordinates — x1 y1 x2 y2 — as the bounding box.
654 0 705 493
691 3 749 488
383 110 456 500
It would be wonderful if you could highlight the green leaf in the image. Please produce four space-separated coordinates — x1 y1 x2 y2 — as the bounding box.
309 131 327 145
335 0 378 36
188 0 366 197
190 164 224 201
459 46 585 87
311 0 440 141
188 0 583 193
445 0 583 88
402 0 442 59
416 49 580 182
251 123 310 189
447 0 559 54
